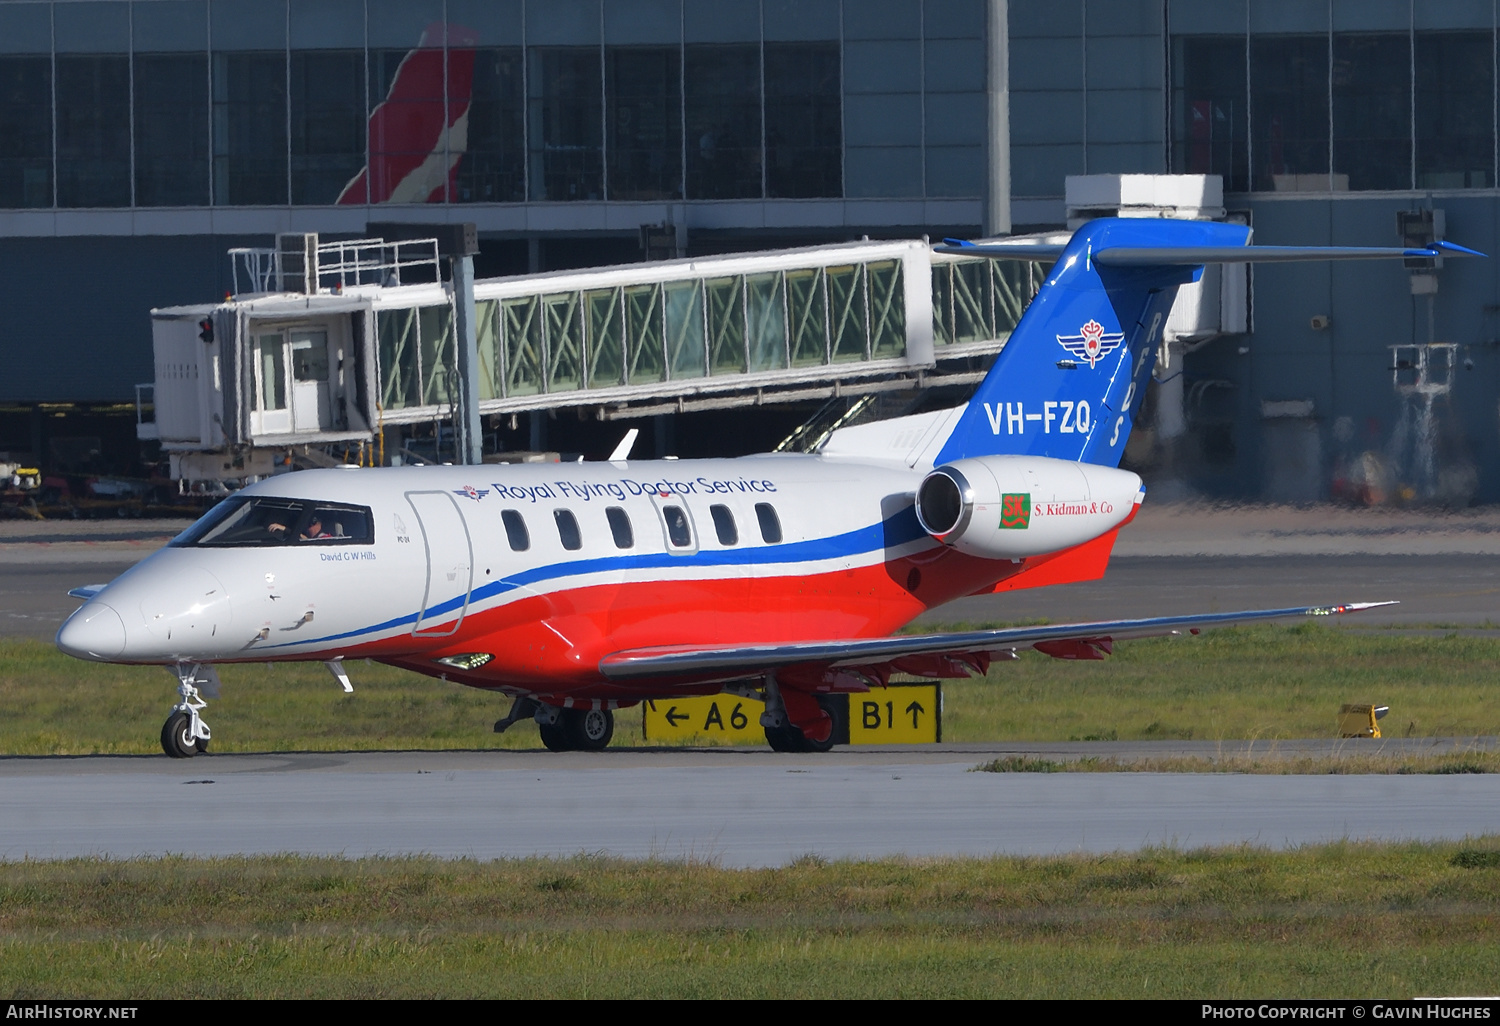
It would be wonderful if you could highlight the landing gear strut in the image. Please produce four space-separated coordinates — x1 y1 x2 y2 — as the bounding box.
161 664 219 758
535 704 614 752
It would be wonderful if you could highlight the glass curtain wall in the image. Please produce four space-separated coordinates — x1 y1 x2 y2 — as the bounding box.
0 0 52 208
606 46 682 200
764 42 841 198
459 47 525 201
54 2 131 207
134 0 210 208
211 0 288 205
684 44 761 199
1176 21 1498 193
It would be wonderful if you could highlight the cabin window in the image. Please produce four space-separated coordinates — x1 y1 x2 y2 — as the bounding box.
170 496 373 547
710 504 738 545
606 506 634 549
755 502 782 544
662 504 693 548
554 509 583 551
501 509 530 551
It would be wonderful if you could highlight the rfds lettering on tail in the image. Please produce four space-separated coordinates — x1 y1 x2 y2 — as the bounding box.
60 217 1468 756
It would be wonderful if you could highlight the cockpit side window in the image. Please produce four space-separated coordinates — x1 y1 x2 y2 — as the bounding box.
172 496 374 547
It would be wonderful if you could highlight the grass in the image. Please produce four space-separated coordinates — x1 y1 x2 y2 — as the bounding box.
2 842 1500 997
5 623 1500 755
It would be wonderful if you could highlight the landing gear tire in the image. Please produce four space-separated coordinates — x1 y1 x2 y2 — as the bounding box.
161 711 199 759
764 725 798 752
538 721 570 752
563 708 614 751
763 697 843 753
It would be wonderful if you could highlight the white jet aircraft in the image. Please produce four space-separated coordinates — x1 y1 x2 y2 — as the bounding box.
61 218 1472 755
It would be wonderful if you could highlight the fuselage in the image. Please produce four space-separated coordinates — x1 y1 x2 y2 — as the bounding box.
56 452 1138 702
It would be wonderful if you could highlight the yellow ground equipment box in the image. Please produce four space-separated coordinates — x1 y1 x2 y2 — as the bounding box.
1338 703 1390 738
644 684 941 746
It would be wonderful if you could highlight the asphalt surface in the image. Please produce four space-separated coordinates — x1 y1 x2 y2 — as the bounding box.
3 747 1498 865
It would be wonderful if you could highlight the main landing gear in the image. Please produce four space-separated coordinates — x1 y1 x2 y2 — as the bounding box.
494 697 615 752
760 672 844 753
161 663 219 758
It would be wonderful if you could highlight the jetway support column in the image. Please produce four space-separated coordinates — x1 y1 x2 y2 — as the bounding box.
986 0 1011 238
452 252 483 466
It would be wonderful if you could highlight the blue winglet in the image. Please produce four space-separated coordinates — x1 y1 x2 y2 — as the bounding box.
1429 240 1488 258
941 237 974 248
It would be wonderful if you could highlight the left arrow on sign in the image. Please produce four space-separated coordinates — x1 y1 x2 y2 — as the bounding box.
665 707 690 727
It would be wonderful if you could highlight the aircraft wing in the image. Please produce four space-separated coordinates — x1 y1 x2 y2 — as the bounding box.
598 601 1396 682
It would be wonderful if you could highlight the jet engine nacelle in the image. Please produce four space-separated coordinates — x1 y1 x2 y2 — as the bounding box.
913 455 1142 559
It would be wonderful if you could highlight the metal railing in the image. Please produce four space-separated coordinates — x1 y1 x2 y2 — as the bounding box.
227 234 441 297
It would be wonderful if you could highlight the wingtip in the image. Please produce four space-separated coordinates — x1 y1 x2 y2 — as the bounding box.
939 237 974 248
1308 600 1400 615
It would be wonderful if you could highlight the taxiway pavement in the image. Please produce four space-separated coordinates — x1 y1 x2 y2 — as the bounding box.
3 747 1498 866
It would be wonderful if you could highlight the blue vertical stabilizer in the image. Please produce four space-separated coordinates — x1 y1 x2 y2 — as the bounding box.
934 217 1252 468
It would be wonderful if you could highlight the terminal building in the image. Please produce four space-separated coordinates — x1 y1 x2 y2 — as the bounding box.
3 0 1500 504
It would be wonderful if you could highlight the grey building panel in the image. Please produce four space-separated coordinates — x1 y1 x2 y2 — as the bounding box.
924 0 985 40
1415 0 1494 30
524 0 602 46
134 1 208 52
1084 0 1162 37
0 2 51 53
845 92 923 147
925 144 985 197
1087 90 1164 144
843 0 921 41
1087 35 1163 91
843 39 923 93
1166 0 1247 36
54 1 130 52
1011 89 1085 145
1010 36 1084 92
844 145 924 198
209 0 288 50
925 38 986 92
1010 1 1081 38
1248 0 1329 34
288 0 365 49
0 235 258 403
1082 141 1163 174
683 0 759 42
924 91 986 146
1332 0 1413 33
1011 142 1083 196
763 0 839 41
446 0 524 45
366 0 443 49
603 0 682 44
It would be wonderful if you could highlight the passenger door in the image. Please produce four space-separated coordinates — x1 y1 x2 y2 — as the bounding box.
406 491 474 637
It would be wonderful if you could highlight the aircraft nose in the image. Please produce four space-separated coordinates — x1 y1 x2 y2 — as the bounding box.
56 602 127 660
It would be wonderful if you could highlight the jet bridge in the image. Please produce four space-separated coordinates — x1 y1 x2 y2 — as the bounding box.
143 233 1042 481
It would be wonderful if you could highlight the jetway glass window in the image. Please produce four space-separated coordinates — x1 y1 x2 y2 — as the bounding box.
291 50 367 204
0 56 52 208
1250 36 1329 190
56 55 131 207
745 272 788 372
867 261 906 358
587 288 626 387
1172 36 1249 193
1333 34 1411 191
764 42 841 199
475 299 500 401
458 48 525 202
529 48 603 201
1416 32 1494 189
664 280 706 379
933 259 1038 349
706 277 746 374
543 292 583 391
135 54 210 206
607 47 682 200
377 308 421 409
786 269 827 367
418 306 454 406
685 44 761 199
625 284 665 384
503 295 543 396
827 265 868 363
213 52 289 205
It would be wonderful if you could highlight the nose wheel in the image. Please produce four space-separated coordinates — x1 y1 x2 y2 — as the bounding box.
161 663 218 758
536 706 614 751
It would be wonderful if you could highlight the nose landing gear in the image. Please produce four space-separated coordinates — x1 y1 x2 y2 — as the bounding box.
161 663 219 758
535 703 614 752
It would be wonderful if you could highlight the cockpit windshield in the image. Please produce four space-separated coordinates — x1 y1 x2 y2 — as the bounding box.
170 496 374 548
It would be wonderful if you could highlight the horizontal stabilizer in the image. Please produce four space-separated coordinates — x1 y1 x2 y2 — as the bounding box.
935 238 1485 264
599 600 1398 681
